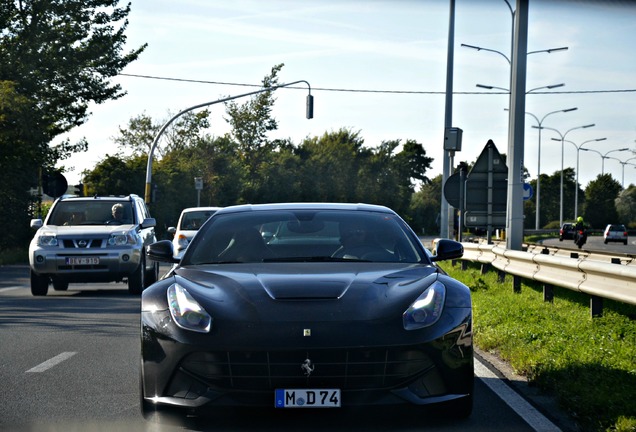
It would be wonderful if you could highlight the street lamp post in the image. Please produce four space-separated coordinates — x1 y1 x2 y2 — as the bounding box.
557 137 606 219
522 108 578 228
503 106 577 228
609 158 636 188
619 157 636 187
534 124 595 226
580 147 630 175
144 80 313 204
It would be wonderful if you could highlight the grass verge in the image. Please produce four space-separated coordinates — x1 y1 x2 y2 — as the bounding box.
438 260 636 432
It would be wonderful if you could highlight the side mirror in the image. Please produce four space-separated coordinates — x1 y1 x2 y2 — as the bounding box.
147 240 179 263
30 219 43 229
140 217 156 229
167 226 176 234
431 238 464 262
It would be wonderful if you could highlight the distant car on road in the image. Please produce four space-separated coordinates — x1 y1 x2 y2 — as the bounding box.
559 222 575 241
603 224 628 245
167 207 221 258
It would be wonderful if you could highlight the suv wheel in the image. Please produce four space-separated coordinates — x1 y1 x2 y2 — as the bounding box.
31 270 49 296
128 253 146 294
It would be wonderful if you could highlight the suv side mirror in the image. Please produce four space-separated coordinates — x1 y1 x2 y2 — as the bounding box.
140 217 156 229
30 219 43 229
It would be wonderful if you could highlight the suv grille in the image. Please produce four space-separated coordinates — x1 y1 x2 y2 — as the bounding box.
62 239 103 248
180 346 436 391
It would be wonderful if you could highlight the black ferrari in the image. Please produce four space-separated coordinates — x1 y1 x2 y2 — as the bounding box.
140 203 473 418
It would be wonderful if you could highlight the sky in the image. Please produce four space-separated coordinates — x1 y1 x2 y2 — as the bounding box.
58 0 636 192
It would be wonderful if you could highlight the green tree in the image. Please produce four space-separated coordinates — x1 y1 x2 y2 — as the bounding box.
0 0 146 248
224 63 286 202
583 174 622 229
0 81 41 249
297 128 367 202
408 175 442 235
615 184 636 227
82 154 146 197
113 110 211 158
0 0 147 140
533 168 577 226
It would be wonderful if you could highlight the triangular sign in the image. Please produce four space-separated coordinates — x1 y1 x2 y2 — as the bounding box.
468 140 508 175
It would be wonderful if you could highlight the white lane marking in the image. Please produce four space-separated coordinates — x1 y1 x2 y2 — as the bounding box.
0 286 22 292
475 357 561 432
26 352 77 373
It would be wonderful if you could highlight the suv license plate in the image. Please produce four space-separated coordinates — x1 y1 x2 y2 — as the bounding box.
66 257 100 265
275 389 340 408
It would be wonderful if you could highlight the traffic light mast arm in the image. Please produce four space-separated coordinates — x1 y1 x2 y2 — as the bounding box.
144 80 313 204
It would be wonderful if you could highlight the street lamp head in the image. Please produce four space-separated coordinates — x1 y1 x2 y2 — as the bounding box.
461 43 482 51
546 83 565 89
546 47 569 53
563 107 578 113
582 123 595 128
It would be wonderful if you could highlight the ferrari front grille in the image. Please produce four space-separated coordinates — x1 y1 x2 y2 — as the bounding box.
180 346 436 391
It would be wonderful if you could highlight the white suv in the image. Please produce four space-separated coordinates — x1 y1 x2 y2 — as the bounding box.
29 195 159 295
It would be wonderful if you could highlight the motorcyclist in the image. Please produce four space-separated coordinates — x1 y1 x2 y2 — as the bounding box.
573 216 588 246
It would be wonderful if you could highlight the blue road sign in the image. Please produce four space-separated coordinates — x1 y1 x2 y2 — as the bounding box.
523 183 534 201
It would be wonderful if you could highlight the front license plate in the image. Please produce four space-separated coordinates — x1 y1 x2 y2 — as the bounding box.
275 389 340 408
66 257 99 265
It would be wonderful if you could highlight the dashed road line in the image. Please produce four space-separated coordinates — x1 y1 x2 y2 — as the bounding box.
26 352 78 373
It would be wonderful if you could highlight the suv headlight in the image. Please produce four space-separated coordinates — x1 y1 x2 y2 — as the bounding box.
403 281 446 330
167 284 212 333
37 233 58 247
108 230 138 246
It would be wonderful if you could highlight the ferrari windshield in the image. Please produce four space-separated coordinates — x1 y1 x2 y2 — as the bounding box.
183 209 427 265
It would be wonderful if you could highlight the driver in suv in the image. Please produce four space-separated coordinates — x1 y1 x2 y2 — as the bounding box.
29 194 159 296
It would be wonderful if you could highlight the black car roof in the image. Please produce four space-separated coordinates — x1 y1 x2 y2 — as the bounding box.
213 203 396 215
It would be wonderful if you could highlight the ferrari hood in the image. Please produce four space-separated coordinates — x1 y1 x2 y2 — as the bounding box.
177 263 438 299
168 263 443 325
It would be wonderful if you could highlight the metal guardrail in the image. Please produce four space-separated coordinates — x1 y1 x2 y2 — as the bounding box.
454 240 636 315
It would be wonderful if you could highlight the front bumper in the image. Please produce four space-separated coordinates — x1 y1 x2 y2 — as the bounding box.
30 245 142 282
141 308 473 410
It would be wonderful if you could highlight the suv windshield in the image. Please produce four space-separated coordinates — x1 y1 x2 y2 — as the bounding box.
47 200 134 226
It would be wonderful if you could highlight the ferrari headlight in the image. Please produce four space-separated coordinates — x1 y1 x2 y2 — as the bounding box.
108 230 138 246
37 233 58 247
167 284 212 333
403 281 446 330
